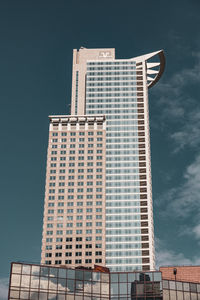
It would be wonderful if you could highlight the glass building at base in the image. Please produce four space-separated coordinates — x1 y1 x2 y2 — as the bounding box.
8 262 200 300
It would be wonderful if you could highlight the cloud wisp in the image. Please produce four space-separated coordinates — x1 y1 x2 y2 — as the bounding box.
155 238 200 268
157 152 200 218
152 51 200 152
0 278 9 300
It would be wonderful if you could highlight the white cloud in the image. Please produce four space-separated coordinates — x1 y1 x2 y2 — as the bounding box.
155 238 200 268
0 278 9 300
159 153 200 218
152 51 200 151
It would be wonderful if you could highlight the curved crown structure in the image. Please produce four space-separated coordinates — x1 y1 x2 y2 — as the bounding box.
133 50 165 88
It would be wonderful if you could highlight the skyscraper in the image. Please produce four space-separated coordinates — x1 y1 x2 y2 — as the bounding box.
41 48 165 272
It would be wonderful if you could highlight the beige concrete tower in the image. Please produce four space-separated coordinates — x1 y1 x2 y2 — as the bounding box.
41 115 106 269
41 47 165 272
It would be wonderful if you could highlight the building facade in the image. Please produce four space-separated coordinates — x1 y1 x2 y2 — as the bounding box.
8 262 200 300
41 48 165 272
41 115 106 268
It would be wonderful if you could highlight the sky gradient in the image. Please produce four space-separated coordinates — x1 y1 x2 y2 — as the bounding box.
1 0 200 298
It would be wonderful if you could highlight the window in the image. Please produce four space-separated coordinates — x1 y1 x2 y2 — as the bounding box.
95 251 102 255
85 259 92 263
55 253 62 257
95 259 102 263
47 224 53 228
86 208 92 213
57 209 64 214
56 245 62 249
86 244 92 248
49 196 55 200
76 245 82 249
56 238 63 242
46 253 52 257
61 132 67 136
65 252 72 257
66 237 72 242
59 182 65 186
46 238 53 243
52 132 58 136
75 259 82 264
48 210 54 214
59 169 65 173
86 252 92 256
87 162 93 166
87 168 93 173
65 260 72 264
96 244 102 248
88 132 93 136
79 132 85 136
76 252 82 256
78 169 84 173
57 223 63 227
67 209 73 213
87 175 93 179
86 237 92 241
66 245 72 249
58 196 64 200
56 230 63 235
69 163 75 167
86 215 92 220
86 222 92 227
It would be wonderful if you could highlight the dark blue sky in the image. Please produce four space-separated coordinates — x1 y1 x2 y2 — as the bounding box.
1 0 200 297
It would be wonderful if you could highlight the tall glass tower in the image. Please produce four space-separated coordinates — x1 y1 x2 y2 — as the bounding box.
41 47 165 272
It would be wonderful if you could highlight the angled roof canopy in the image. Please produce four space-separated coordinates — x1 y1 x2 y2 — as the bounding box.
132 50 165 88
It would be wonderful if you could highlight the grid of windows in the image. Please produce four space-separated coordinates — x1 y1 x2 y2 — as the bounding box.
85 60 150 271
9 263 163 300
42 118 106 268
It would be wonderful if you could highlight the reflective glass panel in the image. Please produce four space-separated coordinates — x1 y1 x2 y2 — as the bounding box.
93 272 100 282
177 291 184 300
191 293 197 300
92 281 100 294
21 275 30 288
9 289 20 298
49 267 58 278
119 273 127 283
163 289 170 300
31 276 39 289
49 277 57 290
40 267 49 277
58 268 66 278
184 292 190 300
169 281 176 290
58 278 67 291
119 282 127 295
75 270 84 280
67 279 75 292
30 291 39 300
101 273 109 283
176 282 183 291
40 277 48 289
111 283 119 295
32 265 40 276
170 290 176 300
111 274 118 283
67 269 75 279
20 291 29 299
39 292 48 300
190 284 197 293
22 264 31 275
11 274 21 286
184 283 190 291
128 273 136 282
12 264 22 274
